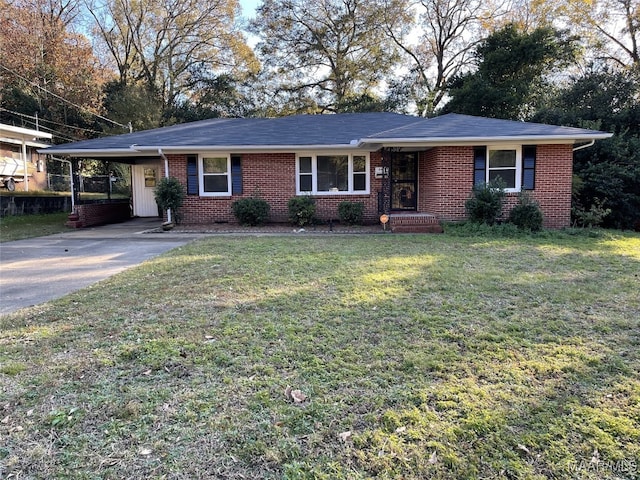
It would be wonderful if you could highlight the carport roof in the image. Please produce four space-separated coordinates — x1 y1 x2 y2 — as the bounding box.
43 113 612 157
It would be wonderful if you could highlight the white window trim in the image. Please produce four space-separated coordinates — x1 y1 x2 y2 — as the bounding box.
199 154 231 196
296 152 370 195
486 145 522 193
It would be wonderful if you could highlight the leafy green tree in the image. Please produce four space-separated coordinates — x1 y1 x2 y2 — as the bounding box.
443 24 577 120
534 67 640 229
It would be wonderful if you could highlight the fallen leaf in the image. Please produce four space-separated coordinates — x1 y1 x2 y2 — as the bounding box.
1 415 9 424
338 431 352 442
517 444 530 455
142 369 152 376
395 426 406 434
139 447 153 456
290 389 307 403
428 451 438 464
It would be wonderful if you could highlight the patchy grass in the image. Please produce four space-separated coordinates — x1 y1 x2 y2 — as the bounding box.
0 212 70 242
1 231 639 479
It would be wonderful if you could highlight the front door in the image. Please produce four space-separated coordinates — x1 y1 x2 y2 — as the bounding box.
391 152 417 210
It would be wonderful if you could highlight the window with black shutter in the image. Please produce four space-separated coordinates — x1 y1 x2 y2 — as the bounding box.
186 155 198 195
473 147 486 186
522 146 536 190
231 155 242 195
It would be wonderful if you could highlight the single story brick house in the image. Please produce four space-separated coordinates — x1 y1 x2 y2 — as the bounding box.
44 112 611 230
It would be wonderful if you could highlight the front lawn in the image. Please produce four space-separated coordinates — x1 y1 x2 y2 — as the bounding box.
1 232 639 479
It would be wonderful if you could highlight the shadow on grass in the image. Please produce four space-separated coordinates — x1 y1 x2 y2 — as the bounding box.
1 232 639 479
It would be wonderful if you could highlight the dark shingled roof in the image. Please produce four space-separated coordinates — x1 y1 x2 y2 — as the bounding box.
45 113 611 156
363 113 608 141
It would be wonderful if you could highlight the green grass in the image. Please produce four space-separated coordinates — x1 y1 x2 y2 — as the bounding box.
1 231 639 479
0 212 70 242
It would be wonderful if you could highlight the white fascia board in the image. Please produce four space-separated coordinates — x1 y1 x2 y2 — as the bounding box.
358 133 613 147
133 144 366 154
0 124 53 140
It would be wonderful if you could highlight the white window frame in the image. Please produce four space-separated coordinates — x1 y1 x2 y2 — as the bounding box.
486 145 522 193
199 154 231 196
296 152 370 195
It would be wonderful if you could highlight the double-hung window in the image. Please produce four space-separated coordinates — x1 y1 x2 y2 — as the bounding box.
474 145 535 193
297 153 369 194
199 155 231 196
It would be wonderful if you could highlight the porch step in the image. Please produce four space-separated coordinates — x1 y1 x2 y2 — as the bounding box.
390 213 443 234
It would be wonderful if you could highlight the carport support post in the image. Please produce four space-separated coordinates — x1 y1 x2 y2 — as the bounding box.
159 148 172 224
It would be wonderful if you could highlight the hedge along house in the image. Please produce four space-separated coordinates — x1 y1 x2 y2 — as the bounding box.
44 112 612 230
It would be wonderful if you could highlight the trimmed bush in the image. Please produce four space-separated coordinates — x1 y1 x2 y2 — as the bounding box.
154 177 185 224
337 201 364 225
232 197 270 226
509 192 544 231
288 196 316 226
465 180 506 225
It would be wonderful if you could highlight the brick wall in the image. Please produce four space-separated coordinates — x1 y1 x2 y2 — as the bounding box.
167 145 574 229
419 147 474 221
71 201 131 227
170 152 384 225
526 144 574 229
419 144 574 229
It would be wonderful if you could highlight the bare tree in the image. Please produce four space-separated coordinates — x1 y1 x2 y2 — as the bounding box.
87 0 258 108
250 0 401 113
380 0 508 116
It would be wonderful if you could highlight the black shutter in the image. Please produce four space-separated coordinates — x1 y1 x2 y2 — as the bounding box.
231 155 242 195
522 146 536 190
186 155 198 195
473 147 486 186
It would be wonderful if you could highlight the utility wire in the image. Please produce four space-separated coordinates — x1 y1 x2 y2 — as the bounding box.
0 107 108 137
0 109 83 143
0 63 131 131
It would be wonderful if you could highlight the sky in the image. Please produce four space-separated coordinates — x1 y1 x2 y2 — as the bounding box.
239 0 260 19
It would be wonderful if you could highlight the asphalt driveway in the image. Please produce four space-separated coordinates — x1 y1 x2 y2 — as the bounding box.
0 218 195 316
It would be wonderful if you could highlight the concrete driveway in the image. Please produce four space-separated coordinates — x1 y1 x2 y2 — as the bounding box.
0 218 195 316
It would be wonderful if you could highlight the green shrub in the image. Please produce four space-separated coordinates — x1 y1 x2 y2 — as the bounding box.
154 177 185 224
509 192 544 231
232 197 271 226
337 201 364 225
288 196 316 226
465 180 506 225
572 198 611 228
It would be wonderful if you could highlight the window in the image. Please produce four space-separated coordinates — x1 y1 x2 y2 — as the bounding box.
297 153 369 194
488 148 519 189
200 155 231 196
475 146 534 193
144 168 157 187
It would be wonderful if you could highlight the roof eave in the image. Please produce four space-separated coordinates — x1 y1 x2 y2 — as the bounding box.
359 133 613 147
134 144 364 153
